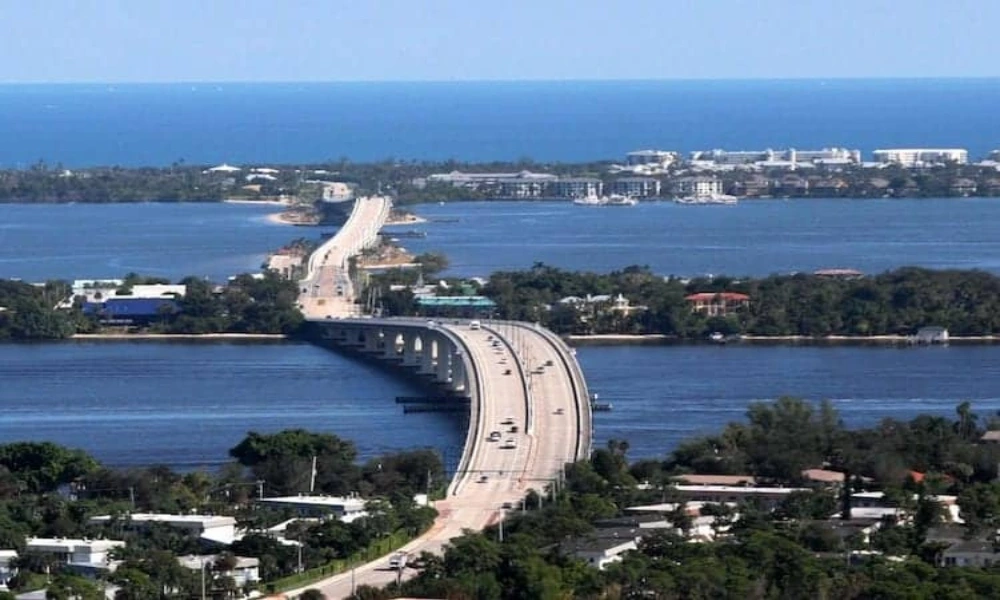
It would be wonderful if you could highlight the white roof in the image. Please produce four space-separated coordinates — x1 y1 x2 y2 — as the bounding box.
27 538 124 551
206 163 242 172
674 485 807 495
258 495 367 510
90 513 235 527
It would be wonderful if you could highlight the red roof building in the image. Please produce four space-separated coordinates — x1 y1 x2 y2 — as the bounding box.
684 292 750 317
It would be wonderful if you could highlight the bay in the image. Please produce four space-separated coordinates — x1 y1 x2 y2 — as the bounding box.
398 199 1000 278
0 203 296 282
1 341 997 469
0 341 466 470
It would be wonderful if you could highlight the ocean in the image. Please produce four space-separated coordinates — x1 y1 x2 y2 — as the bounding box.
1 79 998 167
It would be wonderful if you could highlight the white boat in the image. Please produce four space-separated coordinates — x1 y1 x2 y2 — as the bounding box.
674 193 738 205
572 193 638 206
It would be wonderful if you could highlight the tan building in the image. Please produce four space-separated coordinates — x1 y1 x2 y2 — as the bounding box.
685 292 750 317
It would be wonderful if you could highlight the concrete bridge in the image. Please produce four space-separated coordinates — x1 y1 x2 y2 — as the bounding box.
298 195 392 320
288 195 593 598
295 316 593 598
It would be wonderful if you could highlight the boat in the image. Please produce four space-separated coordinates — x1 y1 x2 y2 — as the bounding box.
674 193 739 205
572 193 638 206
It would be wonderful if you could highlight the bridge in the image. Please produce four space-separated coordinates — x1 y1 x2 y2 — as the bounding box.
298 195 392 320
287 197 593 598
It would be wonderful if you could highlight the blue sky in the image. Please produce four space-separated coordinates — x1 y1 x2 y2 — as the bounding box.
2 0 997 82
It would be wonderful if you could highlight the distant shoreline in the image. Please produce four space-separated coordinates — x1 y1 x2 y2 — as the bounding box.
71 333 289 341
565 333 1000 346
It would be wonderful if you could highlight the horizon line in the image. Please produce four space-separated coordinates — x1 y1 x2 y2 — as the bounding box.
1 75 1000 86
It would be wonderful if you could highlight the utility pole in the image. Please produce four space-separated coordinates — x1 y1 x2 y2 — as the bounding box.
200 559 207 600
257 480 264 500
128 486 135 509
309 456 318 494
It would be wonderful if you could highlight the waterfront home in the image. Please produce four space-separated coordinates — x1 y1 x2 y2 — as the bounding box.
950 178 978 196
256 495 368 522
980 430 1000 444
24 538 125 575
674 474 757 486
89 513 238 545
814 268 864 279
913 326 949 345
673 176 723 199
684 292 750 317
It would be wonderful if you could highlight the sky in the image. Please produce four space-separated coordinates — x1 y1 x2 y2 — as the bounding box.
1 0 997 83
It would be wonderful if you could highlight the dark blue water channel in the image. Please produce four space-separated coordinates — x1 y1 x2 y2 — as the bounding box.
2 341 998 469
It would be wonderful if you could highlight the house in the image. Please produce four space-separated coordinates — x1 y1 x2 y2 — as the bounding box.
0 550 16 589
25 538 125 574
801 469 847 485
950 178 978 196
684 292 750 317
814 268 864 279
256 495 368 522
669 485 808 510
940 541 1000 567
561 528 642 569
980 430 1000 443
913 326 949 345
177 555 260 586
89 513 238 545
674 474 757 486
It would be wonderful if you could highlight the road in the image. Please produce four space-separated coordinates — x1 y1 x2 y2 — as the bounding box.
289 320 588 599
298 196 392 320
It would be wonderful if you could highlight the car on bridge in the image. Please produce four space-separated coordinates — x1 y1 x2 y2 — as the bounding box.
501 417 515 425
501 439 517 449
488 431 502 441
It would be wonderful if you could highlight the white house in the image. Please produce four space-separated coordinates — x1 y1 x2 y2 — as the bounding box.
562 529 641 570
25 538 125 572
256 495 368 522
177 555 260 586
89 513 238 545
940 541 1000 567
0 549 17 589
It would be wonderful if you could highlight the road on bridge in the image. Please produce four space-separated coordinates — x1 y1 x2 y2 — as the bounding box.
299 196 391 320
288 320 588 599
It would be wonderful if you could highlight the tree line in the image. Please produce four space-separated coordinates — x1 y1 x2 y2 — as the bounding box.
0 272 305 340
381 264 1000 338
0 430 442 599
349 399 1000 599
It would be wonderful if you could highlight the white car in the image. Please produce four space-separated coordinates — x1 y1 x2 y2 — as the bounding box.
501 417 515 425
501 439 517 449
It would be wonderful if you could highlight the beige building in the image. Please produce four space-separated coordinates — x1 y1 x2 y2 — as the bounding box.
872 148 968 166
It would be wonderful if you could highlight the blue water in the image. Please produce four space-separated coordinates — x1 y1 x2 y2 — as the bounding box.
6 197 1000 284
1 79 998 167
0 203 296 281
395 199 1000 277
1 341 998 469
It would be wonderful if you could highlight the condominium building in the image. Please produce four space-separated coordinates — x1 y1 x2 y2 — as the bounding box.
872 148 968 167
609 177 661 198
673 176 723 198
549 177 603 198
689 148 860 169
625 150 678 168
425 170 558 198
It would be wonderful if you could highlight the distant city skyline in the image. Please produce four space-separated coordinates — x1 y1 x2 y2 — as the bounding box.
2 0 998 83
